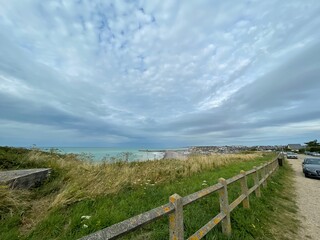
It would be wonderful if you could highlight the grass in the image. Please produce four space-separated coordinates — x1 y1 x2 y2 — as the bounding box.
0 147 267 207
0 147 299 239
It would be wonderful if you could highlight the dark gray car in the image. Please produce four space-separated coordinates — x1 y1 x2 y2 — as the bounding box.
302 158 320 178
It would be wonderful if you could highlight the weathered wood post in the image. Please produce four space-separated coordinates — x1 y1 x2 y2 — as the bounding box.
276 155 282 169
266 163 270 176
240 170 250 208
277 154 284 167
262 164 267 188
253 166 261 197
169 194 184 240
218 178 231 236
269 162 272 174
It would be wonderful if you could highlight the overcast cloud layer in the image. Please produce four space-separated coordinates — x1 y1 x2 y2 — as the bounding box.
1 0 320 147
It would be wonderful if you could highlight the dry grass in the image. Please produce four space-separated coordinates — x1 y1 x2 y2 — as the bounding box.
1 148 277 239
0 185 30 218
25 150 266 207
19 195 56 234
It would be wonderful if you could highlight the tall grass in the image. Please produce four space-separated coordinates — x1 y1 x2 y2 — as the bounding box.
0 186 30 218
0 147 276 239
23 150 267 207
23 153 297 240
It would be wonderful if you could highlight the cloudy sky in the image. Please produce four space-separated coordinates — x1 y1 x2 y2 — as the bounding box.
1 0 320 148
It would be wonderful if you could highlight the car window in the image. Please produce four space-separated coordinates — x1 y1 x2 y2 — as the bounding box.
305 159 320 165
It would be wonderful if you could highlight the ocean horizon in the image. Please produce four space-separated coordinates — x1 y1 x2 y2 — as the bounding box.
40 147 188 162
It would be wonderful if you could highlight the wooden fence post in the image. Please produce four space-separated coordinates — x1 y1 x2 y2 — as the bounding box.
262 164 267 188
272 161 278 172
169 194 184 240
253 166 261 197
218 178 231 236
240 170 250 208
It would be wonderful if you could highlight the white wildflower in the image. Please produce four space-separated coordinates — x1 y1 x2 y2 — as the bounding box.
81 215 91 220
83 224 88 228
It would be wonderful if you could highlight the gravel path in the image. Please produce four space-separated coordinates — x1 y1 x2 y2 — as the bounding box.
288 155 320 239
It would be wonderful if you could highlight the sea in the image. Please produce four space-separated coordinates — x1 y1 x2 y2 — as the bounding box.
40 147 186 162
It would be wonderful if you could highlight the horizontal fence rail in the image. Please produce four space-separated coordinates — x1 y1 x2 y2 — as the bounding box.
80 154 284 240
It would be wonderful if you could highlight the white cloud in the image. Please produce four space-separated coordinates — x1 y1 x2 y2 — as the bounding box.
0 0 320 147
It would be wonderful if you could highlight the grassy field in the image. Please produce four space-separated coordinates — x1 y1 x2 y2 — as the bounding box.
0 147 299 239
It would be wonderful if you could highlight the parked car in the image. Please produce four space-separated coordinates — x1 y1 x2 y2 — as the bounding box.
311 152 320 157
302 158 320 178
280 151 287 156
286 152 298 159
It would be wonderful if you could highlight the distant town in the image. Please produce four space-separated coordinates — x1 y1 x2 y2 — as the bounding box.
189 145 284 154
188 143 308 155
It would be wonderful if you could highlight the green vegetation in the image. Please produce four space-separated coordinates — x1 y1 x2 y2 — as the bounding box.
305 139 320 152
0 147 299 239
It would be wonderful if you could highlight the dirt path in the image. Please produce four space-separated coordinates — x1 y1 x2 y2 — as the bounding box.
288 155 320 239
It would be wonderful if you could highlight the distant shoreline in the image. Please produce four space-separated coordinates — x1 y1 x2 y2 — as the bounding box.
139 149 166 152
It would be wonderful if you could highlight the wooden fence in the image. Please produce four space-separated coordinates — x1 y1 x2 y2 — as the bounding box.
80 154 284 240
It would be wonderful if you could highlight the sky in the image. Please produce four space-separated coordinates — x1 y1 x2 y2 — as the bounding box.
1 0 320 148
